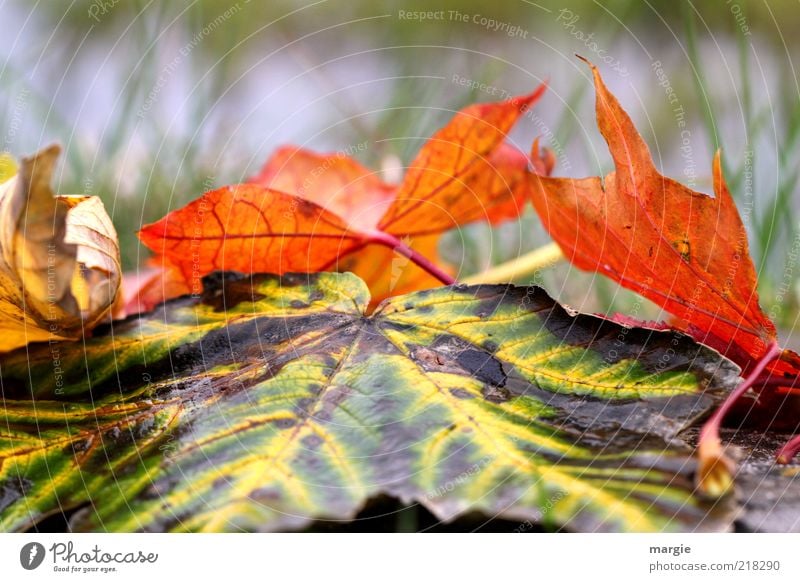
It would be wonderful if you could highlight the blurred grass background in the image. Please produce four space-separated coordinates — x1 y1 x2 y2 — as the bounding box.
1 0 799 332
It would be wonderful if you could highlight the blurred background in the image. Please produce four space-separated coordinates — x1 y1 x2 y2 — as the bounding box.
2 0 798 335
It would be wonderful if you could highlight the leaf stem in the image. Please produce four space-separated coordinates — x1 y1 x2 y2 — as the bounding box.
461 242 563 285
696 341 782 496
777 434 800 464
701 342 782 442
369 231 456 286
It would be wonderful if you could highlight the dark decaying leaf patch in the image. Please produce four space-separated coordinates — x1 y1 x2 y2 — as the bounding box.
1 271 791 532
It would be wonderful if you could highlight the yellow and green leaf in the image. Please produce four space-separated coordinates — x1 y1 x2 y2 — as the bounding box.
0 272 738 532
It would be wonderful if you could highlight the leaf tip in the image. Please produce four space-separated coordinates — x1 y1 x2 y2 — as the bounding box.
776 434 800 465
575 55 605 86
696 437 735 499
137 220 165 249
20 143 62 195
23 142 61 160
575 53 592 66
530 138 556 176
22 143 61 173
711 149 725 189
0 152 18 184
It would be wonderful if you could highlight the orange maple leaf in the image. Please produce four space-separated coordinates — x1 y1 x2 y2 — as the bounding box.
136 86 547 310
529 60 799 494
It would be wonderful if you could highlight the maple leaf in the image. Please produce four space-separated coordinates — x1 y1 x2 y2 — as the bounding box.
137 86 546 309
0 271 740 532
529 59 799 495
0 145 121 352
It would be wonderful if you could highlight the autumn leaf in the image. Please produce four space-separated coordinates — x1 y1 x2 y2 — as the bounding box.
0 153 17 184
0 145 121 352
138 184 363 293
121 260 190 316
138 86 546 307
0 272 741 532
529 60 800 494
376 96 545 233
531 63 775 366
247 144 440 301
